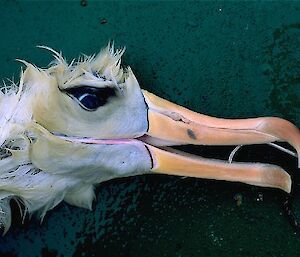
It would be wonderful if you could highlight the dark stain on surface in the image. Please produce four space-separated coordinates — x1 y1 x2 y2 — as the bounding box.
100 18 107 24
187 129 197 140
80 0 87 7
0 252 17 257
264 23 300 122
41 247 58 257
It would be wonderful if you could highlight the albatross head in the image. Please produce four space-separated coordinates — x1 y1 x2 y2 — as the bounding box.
0 43 299 233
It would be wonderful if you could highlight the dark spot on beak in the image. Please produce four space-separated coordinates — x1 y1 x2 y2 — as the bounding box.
187 129 197 140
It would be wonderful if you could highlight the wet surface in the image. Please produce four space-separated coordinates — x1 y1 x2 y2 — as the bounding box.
0 1 300 256
264 23 300 121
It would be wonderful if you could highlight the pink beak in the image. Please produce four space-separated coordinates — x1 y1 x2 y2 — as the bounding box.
140 90 300 193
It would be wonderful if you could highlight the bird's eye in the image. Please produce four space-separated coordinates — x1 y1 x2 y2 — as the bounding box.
64 86 117 111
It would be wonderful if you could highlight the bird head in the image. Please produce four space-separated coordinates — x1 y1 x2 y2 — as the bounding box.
0 43 299 233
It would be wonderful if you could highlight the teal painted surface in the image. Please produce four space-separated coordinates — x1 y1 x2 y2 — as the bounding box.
0 1 300 256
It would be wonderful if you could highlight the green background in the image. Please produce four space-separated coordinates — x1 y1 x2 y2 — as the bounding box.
0 0 300 256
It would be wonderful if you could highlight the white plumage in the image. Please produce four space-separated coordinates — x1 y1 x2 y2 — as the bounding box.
0 43 150 233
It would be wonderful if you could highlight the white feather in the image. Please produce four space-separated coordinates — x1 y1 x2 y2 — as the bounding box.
0 43 136 232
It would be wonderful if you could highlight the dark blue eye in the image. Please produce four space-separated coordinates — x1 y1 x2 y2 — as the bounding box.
77 93 101 110
65 86 116 111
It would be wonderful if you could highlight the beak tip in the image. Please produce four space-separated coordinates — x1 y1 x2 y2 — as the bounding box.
270 166 292 194
285 180 292 194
